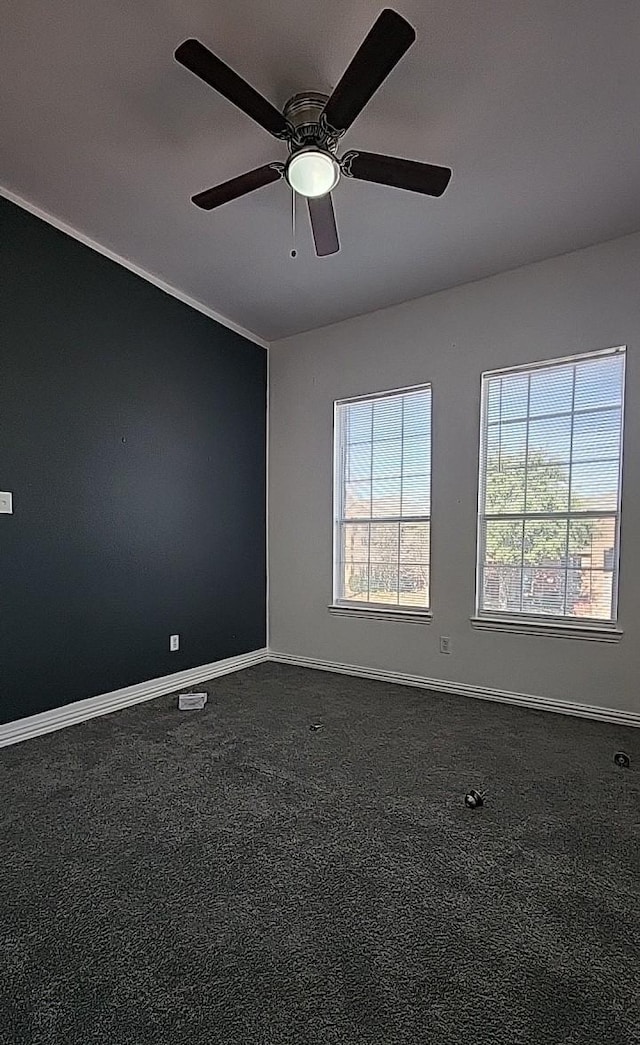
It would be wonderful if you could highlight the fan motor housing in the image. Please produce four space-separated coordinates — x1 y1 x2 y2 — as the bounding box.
284 92 339 152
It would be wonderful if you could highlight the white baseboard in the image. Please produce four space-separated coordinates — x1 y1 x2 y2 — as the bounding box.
267 651 640 729
0 648 269 748
3 645 637 747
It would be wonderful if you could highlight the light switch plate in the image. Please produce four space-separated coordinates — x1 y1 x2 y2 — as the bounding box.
0 492 13 514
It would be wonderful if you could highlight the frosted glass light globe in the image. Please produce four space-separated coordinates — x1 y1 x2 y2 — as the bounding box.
286 149 340 198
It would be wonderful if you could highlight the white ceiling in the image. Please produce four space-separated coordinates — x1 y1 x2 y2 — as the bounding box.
3 0 640 342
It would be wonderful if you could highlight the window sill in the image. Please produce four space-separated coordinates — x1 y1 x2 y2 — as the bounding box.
329 604 432 625
470 615 623 643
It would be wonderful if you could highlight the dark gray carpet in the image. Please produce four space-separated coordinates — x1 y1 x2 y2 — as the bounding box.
1 663 639 1045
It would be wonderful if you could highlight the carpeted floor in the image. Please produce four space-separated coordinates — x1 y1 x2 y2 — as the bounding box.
1 662 639 1044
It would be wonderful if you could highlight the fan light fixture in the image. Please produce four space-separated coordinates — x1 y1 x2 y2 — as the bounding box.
175 10 453 257
286 149 340 198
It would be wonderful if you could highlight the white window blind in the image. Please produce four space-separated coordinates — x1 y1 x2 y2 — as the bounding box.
476 347 625 624
334 385 432 612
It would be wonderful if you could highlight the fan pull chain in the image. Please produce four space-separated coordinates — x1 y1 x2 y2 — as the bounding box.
290 190 297 258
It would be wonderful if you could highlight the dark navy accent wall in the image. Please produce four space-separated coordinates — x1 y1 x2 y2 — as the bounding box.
0 196 266 724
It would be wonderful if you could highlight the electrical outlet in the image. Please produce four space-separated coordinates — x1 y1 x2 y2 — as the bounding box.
0 492 13 514
170 634 180 652
440 636 451 654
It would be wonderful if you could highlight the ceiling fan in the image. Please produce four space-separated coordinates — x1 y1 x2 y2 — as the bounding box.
174 9 452 257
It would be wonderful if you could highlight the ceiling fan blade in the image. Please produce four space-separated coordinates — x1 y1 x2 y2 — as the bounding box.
343 150 452 197
175 39 289 139
307 194 340 257
322 10 415 134
192 164 283 210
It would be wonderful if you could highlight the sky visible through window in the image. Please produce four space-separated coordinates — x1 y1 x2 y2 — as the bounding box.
344 393 431 506
343 358 623 506
486 356 623 505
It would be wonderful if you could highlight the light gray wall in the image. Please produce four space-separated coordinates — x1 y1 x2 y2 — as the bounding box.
268 233 640 715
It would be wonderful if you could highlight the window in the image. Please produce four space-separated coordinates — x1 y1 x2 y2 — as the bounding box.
333 385 432 615
476 347 625 626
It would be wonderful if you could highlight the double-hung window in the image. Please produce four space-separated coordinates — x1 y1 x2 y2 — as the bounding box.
333 385 432 616
476 347 625 626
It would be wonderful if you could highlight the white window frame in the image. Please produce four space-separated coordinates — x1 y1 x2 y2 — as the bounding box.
473 345 626 641
330 384 432 624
